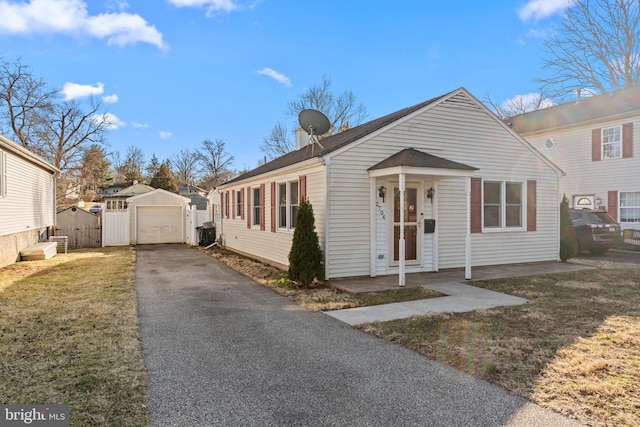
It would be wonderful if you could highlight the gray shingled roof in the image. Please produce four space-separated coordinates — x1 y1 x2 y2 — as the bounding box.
368 148 478 171
222 89 458 186
507 85 640 134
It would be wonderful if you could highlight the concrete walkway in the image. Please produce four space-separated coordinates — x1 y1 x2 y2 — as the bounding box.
326 282 531 325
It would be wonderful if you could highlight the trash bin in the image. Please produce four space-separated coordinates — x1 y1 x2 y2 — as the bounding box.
199 221 216 246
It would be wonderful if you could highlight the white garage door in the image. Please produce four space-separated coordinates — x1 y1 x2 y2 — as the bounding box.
137 206 183 244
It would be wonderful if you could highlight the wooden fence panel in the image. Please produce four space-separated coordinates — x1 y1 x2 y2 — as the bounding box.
55 225 102 249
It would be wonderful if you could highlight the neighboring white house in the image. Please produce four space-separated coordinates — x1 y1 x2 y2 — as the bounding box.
0 134 58 268
214 87 564 282
507 85 639 232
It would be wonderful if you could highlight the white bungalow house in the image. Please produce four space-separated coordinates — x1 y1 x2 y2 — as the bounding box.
213 88 564 282
0 134 58 268
507 86 639 233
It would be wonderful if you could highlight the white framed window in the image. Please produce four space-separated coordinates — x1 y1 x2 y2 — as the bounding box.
277 180 299 231
252 187 261 227
602 126 622 159
0 150 6 198
106 200 128 211
620 191 640 223
483 181 524 230
235 190 242 218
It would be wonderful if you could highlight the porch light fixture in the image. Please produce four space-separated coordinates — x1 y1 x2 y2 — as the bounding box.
378 185 387 202
595 197 602 206
427 187 435 203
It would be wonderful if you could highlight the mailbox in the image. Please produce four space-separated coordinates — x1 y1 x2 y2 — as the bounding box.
424 219 435 233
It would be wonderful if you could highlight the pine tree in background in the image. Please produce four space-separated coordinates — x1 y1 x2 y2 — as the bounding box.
150 162 179 194
560 195 578 261
288 199 323 286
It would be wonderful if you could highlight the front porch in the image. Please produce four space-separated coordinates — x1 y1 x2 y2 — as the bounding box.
328 261 592 293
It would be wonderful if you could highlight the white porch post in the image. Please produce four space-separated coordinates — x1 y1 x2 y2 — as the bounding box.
399 172 406 286
465 176 472 280
370 177 377 277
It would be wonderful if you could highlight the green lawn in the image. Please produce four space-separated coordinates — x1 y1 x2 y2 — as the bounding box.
0 247 148 427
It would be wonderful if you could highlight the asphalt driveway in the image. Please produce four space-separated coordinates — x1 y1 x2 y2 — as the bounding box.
135 244 581 426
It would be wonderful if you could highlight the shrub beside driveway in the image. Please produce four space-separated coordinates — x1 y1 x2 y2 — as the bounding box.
0 247 147 427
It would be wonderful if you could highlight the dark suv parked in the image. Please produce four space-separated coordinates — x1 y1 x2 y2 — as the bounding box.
570 208 622 254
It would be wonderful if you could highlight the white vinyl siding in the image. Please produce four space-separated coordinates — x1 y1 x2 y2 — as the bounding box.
523 116 639 230
0 149 6 198
220 167 325 268
0 146 55 237
327 94 559 277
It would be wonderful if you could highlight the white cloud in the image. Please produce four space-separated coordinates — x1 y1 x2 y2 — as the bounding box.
518 0 573 22
132 121 148 128
92 112 126 129
257 67 291 87
168 0 238 15
62 81 104 100
103 93 119 103
0 0 166 49
159 130 172 139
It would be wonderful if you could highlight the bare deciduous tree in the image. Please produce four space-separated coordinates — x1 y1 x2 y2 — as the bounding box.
260 75 368 160
169 148 200 190
196 139 234 189
0 57 113 206
483 91 555 119
260 122 293 160
537 0 640 98
0 57 56 154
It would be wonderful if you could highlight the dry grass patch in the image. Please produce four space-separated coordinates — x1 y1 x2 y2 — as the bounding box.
360 264 640 426
201 247 441 311
0 247 147 427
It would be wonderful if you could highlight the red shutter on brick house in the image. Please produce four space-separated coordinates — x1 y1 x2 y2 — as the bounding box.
470 177 482 233
246 186 251 229
592 128 601 161
260 184 265 231
608 191 618 221
622 123 633 158
299 175 307 202
527 180 537 232
270 182 276 232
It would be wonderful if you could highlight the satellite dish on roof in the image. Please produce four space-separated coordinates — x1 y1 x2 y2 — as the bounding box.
298 109 331 137
298 109 330 151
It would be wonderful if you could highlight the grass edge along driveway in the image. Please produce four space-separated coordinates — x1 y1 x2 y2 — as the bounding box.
0 247 148 427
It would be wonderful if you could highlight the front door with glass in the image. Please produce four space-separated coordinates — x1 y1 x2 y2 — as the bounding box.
392 185 421 265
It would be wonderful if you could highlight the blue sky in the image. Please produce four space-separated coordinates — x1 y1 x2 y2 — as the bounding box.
0 0 572 172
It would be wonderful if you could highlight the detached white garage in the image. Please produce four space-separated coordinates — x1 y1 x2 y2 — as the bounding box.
127 189 192 245
136 206 183 244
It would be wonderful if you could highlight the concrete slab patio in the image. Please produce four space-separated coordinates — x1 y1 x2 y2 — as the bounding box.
328 261 593 293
